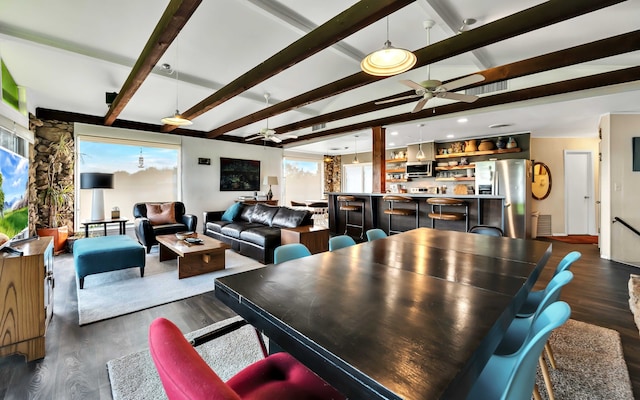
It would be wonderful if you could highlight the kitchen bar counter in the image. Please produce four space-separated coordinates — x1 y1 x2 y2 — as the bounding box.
328 192 507 237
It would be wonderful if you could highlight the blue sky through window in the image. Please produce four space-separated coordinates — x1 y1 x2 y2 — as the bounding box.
79 141 178 174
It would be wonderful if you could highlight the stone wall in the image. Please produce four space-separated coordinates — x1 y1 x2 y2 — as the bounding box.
324 155 341 193
30 116 75 232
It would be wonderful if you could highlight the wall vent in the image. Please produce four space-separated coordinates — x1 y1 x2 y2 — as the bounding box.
312 123 326 131
466 80 508 96
537 214 552 237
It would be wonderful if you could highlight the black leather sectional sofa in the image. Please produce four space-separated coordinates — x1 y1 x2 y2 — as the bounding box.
203 203 312 264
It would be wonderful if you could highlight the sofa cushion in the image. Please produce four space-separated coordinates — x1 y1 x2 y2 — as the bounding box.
240 226 282 248
205 221 232 234
238 204 255 222
153 223 188 236
250 204 279 226
146 202 177 226
221 222 263 239
272 207 310 228
221 202 242 221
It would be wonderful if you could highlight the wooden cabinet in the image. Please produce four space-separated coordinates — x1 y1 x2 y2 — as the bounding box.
0 236 54 362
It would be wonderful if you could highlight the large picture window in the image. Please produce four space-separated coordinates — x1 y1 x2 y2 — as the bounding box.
283 157 324 206
76 135 180 225
343 163 372 193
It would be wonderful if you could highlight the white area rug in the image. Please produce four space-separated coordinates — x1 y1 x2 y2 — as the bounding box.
67 248 262 325
107 316 266 400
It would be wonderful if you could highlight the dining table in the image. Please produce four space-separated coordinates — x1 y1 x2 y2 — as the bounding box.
214 228 552 399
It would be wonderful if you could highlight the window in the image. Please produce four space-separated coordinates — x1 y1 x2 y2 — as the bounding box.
76 135 180 225
283 157 323 206
343 163 372 193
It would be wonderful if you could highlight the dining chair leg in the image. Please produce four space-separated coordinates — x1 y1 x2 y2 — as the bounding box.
545 342 557 369
539 355 555 400
533 384 543 400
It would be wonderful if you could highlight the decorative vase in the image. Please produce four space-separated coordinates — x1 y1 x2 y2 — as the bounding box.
506 137 518 149
478 140 495 151
464 140 477 152
496 137 506 149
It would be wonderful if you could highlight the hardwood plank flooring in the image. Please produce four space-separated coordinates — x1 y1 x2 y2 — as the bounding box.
1 239 639 399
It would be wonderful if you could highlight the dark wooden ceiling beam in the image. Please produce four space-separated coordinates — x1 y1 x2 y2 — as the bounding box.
104 0 202 126
274 29 640 138
161 0 416 133
281 65 640 145
207 0 628 139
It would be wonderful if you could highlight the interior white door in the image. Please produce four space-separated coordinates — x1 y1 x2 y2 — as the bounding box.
564 151 595 234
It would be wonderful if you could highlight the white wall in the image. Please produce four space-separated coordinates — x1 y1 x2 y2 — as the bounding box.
181 136 283 231
603 114 640 264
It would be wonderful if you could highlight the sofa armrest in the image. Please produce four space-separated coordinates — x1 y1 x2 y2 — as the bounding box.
134 217 154 247
180 214 198 232
203 211 224 233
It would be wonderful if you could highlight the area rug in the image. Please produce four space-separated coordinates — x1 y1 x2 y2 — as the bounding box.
629 274 640 334
68 249 263 325
107 316 266 400
107 318 632 400
535 319 633 400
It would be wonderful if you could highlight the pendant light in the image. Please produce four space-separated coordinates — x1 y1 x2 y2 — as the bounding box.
361 17 416 77
161 40 192 126
416 123 426 160
352 135 360 164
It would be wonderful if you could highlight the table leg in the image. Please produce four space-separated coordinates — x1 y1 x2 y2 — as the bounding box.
159 243 177 262
178 249 225 279
85 224 89 237
104 224 107 236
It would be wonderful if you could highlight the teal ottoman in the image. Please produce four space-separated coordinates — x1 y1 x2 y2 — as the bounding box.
74 235 146 289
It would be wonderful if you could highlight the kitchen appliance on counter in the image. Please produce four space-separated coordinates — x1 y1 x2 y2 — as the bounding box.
474 159 532 239
406 161 435 178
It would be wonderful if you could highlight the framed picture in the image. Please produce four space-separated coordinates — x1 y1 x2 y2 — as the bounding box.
220 157 261 191
634 137 640 172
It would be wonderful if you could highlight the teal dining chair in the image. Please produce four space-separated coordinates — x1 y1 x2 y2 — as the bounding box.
366 228 387 241
273 243 311 264
466 301 571 400
494 270 573 399
518 251 581 317
329 235 356 251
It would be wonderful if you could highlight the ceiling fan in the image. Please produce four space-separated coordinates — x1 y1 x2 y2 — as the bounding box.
376 20 485 113
245 93 297 143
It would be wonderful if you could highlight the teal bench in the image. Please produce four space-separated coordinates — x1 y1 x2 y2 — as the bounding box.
73 235 146 289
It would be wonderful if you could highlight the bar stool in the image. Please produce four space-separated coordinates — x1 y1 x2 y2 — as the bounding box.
383 195 419 235
337 195 364 239
427 198 469 232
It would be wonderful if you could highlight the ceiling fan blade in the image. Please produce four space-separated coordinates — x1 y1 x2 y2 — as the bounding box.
270 136 283 143
437 91 479 103
279 133 298 139
441 74 485 91
399 80 425 91
375 94 419 105
411 97 430 113
245 135 262 141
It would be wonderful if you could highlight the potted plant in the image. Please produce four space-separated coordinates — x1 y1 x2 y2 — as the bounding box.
37 135 74 254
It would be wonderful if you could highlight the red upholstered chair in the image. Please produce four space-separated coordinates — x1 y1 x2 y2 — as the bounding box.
149 317 345 400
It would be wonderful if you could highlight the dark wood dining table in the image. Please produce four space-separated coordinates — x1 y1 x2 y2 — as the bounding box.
214 228 552 399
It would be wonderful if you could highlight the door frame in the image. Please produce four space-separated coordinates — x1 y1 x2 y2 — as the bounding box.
564 150 596 235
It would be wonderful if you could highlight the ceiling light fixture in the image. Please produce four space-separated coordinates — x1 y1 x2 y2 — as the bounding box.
457 18 477 33
161 40 192 127
360 17 416 77
352 135 360 164
416 123 426 160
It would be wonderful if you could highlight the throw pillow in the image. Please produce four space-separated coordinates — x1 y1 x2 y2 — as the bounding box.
221 202 242 221
146 202 177 226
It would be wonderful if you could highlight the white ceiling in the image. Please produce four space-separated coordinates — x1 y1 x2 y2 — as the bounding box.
0 1 638 156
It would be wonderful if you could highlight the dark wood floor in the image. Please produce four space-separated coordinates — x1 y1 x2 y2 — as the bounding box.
1 239 639 399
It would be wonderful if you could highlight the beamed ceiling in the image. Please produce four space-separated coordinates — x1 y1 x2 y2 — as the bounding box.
1 0 639 155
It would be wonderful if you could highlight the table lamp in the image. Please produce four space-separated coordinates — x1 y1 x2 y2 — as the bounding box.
80 172 114 221
264 176 278 200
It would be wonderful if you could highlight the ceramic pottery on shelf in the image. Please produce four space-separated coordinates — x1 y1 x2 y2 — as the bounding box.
496 137 506 149
478 139 495 151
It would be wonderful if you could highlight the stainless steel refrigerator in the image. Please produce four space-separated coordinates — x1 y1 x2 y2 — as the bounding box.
474 159 532 239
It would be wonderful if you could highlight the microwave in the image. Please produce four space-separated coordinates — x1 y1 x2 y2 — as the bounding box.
406 161 435 178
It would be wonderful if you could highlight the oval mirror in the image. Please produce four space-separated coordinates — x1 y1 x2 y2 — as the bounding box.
532 162 552 200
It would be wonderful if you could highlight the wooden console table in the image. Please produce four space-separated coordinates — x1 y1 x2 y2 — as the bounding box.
0 236 54 362
237 199 278 206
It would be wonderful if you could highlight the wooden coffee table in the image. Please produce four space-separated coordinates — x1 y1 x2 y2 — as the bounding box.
156 234 231 279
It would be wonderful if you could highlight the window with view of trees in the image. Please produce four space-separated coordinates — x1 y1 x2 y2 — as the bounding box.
76 136 180 225
283 158 324 207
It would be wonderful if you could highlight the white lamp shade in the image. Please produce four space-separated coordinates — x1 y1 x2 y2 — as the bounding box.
264 176 278 185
